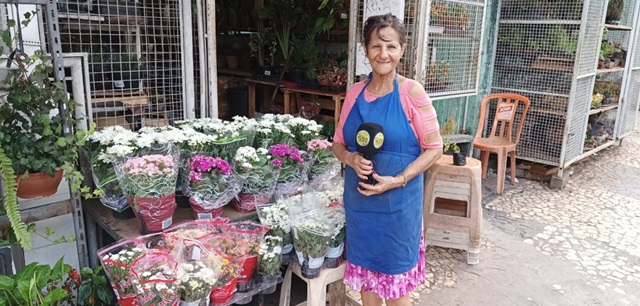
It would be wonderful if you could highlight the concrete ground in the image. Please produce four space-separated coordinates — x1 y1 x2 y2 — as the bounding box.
265 114 640 306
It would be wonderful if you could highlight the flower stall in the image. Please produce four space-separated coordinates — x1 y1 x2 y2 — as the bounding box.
82 114 348 304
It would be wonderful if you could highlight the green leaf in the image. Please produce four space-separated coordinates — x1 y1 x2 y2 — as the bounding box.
68 236 76 242
98 286 114 304
1 31 11 50
0 275 15 291
43 288 68 304
50 257 69 281
77 282 91 302
0 296 7 305
17 278 34 302
45 227 55 237
80 267 93 276
33 265 51 289
7 20 15 28
55 137 67 147
27 224 36 234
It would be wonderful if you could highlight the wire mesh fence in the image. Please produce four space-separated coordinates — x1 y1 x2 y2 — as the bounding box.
491 0 608 166
49 0 187 131
425 0 484 97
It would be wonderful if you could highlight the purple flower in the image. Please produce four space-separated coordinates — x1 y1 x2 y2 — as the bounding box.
271 159 284 167
269 144 291 158
187 154 233 182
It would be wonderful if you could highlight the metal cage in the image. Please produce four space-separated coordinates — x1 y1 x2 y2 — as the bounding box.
491 0 640 169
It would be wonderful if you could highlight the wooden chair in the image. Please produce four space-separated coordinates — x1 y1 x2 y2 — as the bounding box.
474 93 530 195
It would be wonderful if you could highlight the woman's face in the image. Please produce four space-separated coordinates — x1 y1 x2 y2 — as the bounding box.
364 26 406 76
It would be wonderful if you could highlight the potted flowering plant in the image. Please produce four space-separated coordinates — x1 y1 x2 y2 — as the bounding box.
99 245 145 305
173 240 221 306
323 201 346 268
209 254 242 304
256 200 293 255
225 221 269 291
232 146 280 212
306 138 341 189
252 113 294 148
292 212 334 278
85 126 138 218
270 143 309 197
115 145 180 233
425 61 452 92
258 235 283 294
185 154 241 219
131 253 180 306
287 117 323 148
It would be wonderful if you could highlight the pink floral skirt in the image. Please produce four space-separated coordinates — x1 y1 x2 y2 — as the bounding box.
343 234 425 300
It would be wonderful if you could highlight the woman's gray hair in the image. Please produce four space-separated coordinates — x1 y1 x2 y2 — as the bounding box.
363 13 407 47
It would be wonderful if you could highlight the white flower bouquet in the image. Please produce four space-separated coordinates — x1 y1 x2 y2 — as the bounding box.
232 146 280 212
132 253 179 306
292 212 335 278
85 126 138 212
256 201 293 254
258 235 283 277
172 239 221 304
98 242 145 303
252 114 294 148
287 117 323 149
258 235 283 294
225 221 269 291
323 201 346 268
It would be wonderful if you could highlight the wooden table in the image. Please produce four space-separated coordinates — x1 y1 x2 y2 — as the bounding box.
281 87 346 126
83 198 257 267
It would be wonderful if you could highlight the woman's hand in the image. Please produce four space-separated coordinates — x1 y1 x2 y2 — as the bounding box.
347 152 373 180
357 172 402 196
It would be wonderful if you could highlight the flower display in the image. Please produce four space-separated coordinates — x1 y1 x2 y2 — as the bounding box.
292 212 335 278
256 201 293 253
232 146 280 211
132 255 179 306
85 126 138 212
100 247 145 301
186 154 241 219
306 139 340 188
177 261 218 303
115 144 180 233
258 235 283 277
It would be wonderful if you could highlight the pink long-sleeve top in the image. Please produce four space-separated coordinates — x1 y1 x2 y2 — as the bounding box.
333 80 443 150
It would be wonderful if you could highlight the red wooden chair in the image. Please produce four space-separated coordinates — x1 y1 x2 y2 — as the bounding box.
474 93 530 195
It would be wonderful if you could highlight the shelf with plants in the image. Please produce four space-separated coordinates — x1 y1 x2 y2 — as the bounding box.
490 0 639 172
425 0 485 97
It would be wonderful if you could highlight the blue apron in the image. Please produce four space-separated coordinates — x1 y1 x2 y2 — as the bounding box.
342 75 424 275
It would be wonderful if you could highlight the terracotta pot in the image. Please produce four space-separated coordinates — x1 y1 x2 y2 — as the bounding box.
318 78 331 86
15 170 64 199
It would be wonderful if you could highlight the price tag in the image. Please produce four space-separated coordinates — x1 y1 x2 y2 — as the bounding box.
198 213 213 220
264 70 271 76
192 246 202 261
162 217 173 229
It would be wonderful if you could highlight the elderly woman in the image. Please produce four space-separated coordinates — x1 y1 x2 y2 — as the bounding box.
332 13 443 306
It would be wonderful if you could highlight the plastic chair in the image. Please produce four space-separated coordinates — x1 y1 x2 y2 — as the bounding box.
474 93 530 195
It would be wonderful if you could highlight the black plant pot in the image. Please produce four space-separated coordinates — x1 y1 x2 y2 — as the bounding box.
111 207 135 220
453 153 467 166
287 69 307 83
175 193 191 208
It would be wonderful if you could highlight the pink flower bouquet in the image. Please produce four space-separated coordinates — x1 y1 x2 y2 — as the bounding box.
116 152 179 233
269 144 311 197
306 139 341 189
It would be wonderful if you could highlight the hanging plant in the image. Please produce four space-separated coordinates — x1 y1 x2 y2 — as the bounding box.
0 148 32 250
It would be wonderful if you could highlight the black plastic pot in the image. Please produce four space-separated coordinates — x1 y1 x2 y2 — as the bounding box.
111 207 135 220
453 153 467 166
